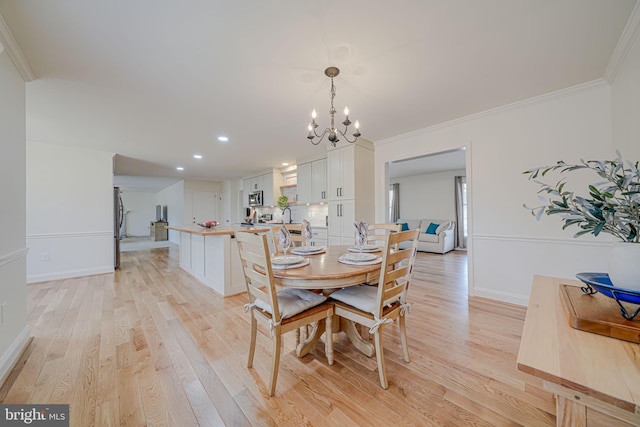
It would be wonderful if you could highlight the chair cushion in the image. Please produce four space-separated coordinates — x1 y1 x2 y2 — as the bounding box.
330 285 379 314
255 288 327 319
425 222 439 234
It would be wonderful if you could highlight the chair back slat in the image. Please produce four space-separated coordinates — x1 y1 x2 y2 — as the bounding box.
367 223 401 248
236 231 281 320
374 229 419 317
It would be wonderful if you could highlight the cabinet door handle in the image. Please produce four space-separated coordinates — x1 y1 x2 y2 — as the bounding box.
336 188 339 197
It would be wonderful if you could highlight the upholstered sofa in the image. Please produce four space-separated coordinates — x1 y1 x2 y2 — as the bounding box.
396 219 456 254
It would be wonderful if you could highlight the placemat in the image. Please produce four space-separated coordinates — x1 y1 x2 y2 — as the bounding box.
559 284 640 343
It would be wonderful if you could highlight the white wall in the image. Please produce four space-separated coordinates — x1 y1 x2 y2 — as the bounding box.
26 141 115 282
119 190 156 237
156 181 184 244
391 169 465 221
376 82 614 305
0 48 30 383
612 23 640 161
183 180 222 225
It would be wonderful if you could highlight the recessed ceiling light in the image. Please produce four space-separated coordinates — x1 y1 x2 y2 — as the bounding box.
282 162 289 166
193 154 203 159
176 166 184 171
218 136 229 142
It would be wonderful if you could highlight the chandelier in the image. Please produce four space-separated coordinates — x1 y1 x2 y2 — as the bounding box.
307 66 361 146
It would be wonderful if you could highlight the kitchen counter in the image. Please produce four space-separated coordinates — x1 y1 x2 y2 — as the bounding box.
167 224 269 236
168 224 270 296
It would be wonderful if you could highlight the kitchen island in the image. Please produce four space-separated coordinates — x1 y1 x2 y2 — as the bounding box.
167 225 268 296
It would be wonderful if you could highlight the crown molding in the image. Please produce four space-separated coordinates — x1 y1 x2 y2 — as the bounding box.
605 1 640 84
376 79 607 146
0 12 36 82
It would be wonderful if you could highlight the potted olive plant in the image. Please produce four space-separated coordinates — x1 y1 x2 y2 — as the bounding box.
523 151 640 290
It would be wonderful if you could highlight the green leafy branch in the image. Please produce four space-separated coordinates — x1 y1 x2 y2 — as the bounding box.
523 151 640 243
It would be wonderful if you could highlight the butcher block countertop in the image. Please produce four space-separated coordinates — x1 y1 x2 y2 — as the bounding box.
167 224 269 236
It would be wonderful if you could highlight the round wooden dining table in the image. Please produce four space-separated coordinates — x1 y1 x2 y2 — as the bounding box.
269 244 383 358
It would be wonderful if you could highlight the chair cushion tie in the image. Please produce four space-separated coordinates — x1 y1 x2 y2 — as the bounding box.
267 319 281 337
243 302 256 313
400 302 411 316
369 317 393 334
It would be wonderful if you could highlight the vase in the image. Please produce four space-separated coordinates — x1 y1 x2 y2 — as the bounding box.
608 242 640 291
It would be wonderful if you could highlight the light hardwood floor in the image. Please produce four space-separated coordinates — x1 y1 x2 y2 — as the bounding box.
1 246 556 426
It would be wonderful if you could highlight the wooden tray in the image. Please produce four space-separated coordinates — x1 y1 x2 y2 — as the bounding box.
560 284 640 343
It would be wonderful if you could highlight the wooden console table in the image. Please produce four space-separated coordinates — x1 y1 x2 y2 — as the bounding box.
517 275 640 426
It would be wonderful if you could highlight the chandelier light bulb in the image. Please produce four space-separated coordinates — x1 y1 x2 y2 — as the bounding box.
344 106 349 116
311 109 317 119
355 120 360 129
308 124 313 132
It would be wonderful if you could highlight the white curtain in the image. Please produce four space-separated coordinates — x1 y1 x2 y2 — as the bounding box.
389 183 400 223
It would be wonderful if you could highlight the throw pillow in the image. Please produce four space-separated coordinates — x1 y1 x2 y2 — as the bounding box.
425 222 439 234
398 222 409 231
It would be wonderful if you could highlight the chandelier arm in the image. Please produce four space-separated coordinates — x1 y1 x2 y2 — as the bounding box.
337 129 358 144
313 128 332 145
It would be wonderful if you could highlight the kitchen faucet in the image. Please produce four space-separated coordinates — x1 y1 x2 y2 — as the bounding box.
282 207 292 224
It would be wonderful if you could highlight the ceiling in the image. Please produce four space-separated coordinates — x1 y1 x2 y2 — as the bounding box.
1 1 636 185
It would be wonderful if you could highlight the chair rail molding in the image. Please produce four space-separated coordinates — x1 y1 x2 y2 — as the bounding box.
0 247 29 268
27 231 112 239
472 234 612 248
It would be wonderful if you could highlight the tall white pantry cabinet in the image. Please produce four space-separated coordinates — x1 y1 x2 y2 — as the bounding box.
326 138 375 245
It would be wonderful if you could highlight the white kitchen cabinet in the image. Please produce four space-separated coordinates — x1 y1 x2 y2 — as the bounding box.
328 145 355 200
310 226 328 247
328 200 355 245
312 158 327 201
261 172 283 206
296 158 327 204
326 139 374 243
242 170 283 207
242 178 251 207
296 162 312 204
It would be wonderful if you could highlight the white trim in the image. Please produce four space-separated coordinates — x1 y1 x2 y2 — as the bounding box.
27 265 114 284
0 13 36 82
0 247 29 267
605 1 640 84
0 326 31 387
472 234 612 248
376 79 608 146
472 288 528 307
27 231 112 239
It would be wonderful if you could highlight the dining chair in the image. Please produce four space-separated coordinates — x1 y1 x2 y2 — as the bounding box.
367 223 401 248
329 228 420 389
235 231 334 396
272 223 307 248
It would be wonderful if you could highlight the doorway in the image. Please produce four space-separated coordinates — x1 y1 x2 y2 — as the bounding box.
387 148 469 250
192 191 220 225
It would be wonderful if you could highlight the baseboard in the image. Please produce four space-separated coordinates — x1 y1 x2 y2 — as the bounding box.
471 287 529 307
0 326 31 387
27 265 114 283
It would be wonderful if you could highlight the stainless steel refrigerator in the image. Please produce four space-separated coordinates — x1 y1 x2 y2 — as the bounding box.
114 187 123 269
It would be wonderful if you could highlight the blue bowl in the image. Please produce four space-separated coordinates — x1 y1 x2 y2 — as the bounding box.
575 272 640 305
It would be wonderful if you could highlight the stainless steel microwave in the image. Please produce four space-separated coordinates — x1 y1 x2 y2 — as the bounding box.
248 190 263 206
